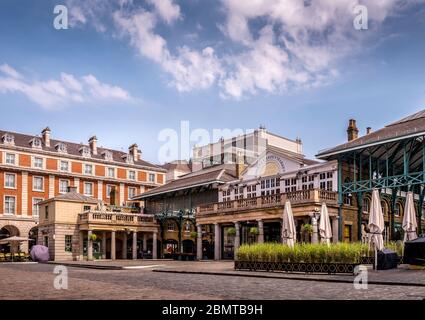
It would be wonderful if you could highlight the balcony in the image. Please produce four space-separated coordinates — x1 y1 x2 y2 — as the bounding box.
78 211 156 227
197 189 338 216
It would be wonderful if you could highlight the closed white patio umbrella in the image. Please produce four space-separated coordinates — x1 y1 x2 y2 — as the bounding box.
403 191 418 242
282 200 296 248
319 202 332 246
368 189 385 269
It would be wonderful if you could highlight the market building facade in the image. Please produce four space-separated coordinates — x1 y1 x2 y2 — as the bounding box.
317 110 425 242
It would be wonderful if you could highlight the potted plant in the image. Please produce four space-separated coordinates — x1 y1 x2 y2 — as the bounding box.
303 224 313 235
249 227 259 235
227 227 236 237
89 233 97 241
190 231 198 238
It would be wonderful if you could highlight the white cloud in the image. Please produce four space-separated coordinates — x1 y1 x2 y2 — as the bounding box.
0 64 22 79
113 8 223 92
65 0 422 99
0 64 133 109
146 0 181 25
217 0 417 98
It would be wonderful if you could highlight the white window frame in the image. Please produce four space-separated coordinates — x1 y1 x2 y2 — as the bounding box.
5 152 16 165
60 160 69 172
33 176 44 192
4 196 16 215
33 156 44 169
107 167 115 178
59 179 70 194
128 170 136 181
149 173 156 183
128 187 136 199
84 164 93 175
4 172 16 189
32 197 44 217
84 182 94 196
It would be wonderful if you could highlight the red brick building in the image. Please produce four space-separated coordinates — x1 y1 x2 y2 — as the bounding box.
0 127 166 252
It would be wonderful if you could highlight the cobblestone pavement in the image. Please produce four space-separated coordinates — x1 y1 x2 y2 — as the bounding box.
0 262 424 300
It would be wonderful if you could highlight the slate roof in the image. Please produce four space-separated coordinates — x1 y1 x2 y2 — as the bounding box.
133 164 237 199
38 191 100 205
317 109 425 159
0 129 165 171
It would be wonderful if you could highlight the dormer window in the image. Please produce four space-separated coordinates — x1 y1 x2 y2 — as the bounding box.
102 150 113 161
55 142 67 154
80 146 91 158
2 134 15 145
123 154 134 164
30 138 42 149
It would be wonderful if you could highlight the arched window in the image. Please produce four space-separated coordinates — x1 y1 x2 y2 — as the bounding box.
2 134 15 145
55 142 67 153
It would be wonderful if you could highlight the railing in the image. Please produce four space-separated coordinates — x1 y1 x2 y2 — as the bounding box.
197 189 338 215
78 211 155 225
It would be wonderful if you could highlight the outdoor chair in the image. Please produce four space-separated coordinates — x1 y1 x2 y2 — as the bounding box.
13 253 21 261
5 253 11 261
0 253 5 262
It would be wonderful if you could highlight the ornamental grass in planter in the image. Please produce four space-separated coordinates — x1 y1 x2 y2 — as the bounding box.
236 242 371 264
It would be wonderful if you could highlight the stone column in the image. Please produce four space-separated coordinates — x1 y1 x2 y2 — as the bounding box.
332 217 339 244
214 223 221 260
87 230 93 261
234 222 241 253
152 232 158 259
111 231 116 260
311 216 319 244
196 224 202 261
79 231 84 261
143 233 148 251
101 232 106 259
122 232 128 259
257 220 264 244
132 231 137 260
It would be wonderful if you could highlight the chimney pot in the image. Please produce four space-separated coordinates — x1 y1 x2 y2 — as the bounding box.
366 127 372 135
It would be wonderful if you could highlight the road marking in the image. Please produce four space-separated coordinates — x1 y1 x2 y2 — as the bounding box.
123 265 165 269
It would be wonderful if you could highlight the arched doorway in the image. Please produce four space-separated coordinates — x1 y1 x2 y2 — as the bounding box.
0 225 20 253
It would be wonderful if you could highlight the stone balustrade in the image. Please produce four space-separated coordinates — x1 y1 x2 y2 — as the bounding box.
197 189 338 216
78 211 155 226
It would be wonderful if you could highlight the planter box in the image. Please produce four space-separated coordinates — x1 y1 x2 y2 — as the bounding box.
234 261 359 275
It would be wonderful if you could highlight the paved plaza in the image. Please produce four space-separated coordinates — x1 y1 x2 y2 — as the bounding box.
0 261 424 300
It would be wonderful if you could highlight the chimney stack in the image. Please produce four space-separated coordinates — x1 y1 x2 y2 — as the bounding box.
236 151 245 178
129 143 139 162
67 186 77 193
366 127 372 135
89 136 98 155
42 127 51 147
347 119 359 142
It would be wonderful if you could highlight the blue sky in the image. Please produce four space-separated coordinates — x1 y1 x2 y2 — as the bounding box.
1 0 425 163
